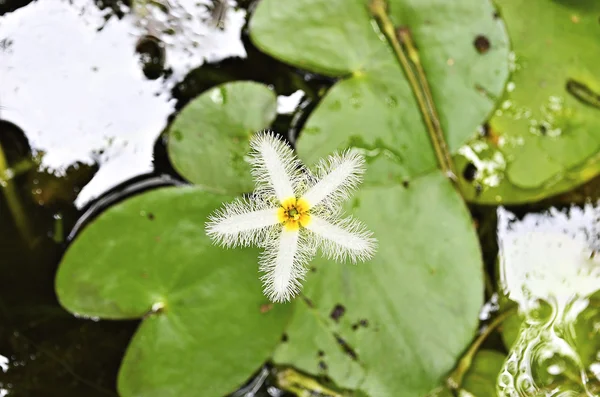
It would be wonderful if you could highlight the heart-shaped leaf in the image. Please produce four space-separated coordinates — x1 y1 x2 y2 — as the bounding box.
167 81 277 194
273 172 483 395
56 187 291 397
250 0 509 184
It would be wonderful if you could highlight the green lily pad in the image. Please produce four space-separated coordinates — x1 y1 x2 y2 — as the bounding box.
455 0 600 204
167 81 277 194
274 172 484 396
56 187 291 397
250 0 509 183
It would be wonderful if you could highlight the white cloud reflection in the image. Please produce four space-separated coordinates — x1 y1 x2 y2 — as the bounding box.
0 0 246 207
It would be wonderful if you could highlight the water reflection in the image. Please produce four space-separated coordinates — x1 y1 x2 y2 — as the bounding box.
131 0 246 81
0 0 246 208
497 206 600 396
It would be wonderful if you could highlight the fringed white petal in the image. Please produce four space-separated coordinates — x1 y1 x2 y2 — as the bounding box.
248 131 304 202
260 228 316 302
306 215 377 263
302 150 365 209
205 197 280 248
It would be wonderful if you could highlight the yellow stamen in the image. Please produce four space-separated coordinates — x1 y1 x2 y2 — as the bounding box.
277 197 311 230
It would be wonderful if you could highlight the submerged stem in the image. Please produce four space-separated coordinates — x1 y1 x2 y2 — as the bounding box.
0 142 35 246
368 0 457 181
446 307 517 390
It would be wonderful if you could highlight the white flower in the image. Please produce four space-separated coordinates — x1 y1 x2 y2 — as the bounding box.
206 131 377 302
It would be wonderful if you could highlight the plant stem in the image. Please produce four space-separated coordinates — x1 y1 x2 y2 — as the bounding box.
396 26 457 180
276 368 344 397
446 307 517 390
0 142 35 246
368 0 457 181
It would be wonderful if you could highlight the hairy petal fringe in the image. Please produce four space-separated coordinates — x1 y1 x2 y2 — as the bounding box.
306 215 377 263
259 228 316 302
248 130 305 202
205 196 280 248
302 149 365 211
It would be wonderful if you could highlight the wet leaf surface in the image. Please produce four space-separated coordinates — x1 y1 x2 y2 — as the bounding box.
167 81 277 194
455 0 600 203
56 187 292 397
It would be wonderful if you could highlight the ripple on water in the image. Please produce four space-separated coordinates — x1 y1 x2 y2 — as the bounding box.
497 205 600 396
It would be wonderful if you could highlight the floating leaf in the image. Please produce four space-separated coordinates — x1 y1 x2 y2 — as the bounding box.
455 0 600 203
250 0 509 184
167 81 277 194
56 187 291 397
274 173 483 395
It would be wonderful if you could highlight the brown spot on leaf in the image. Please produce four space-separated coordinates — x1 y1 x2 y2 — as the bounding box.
260 303 273 313
334 334 358 360
147 212 155 220
317 350 325 357
281 333 288 342
474 35 491 54
352 319 370 331
302 296 314 308
330 304 346 322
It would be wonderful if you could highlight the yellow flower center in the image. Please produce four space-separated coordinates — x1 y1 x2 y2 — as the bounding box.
277 197 311 231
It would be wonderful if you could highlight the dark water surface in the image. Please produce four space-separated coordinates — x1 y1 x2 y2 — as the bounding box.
0 0 598 396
